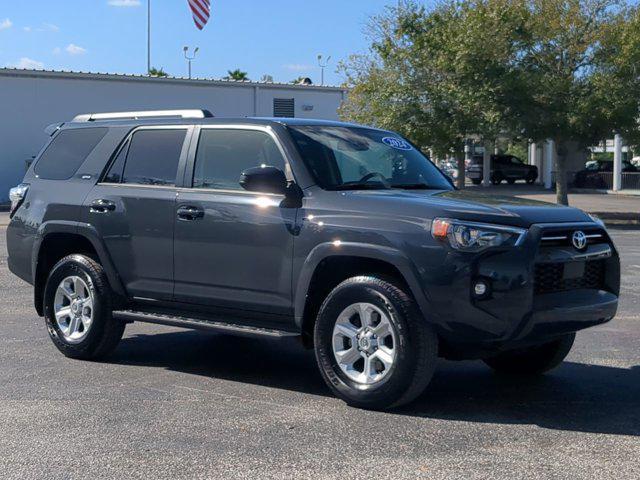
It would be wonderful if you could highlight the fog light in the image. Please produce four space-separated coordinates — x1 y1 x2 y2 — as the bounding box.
473 280 489 297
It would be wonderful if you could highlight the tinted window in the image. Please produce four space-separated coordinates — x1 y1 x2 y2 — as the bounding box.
103 139 129 183
34 127 108 180
122 129 186 186
193 129 286 190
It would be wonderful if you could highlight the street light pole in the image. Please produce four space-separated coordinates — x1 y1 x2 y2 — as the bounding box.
317 54 331 86
183 46 199 79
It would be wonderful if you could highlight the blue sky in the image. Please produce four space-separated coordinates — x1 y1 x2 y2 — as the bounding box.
0 0 411 85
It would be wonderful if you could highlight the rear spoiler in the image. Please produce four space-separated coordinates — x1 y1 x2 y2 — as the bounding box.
44 122 64 136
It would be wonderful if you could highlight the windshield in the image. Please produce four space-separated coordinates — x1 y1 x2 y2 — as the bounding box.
288 126 453 191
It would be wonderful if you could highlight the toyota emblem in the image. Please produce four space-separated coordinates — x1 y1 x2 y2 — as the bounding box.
572 230 587 250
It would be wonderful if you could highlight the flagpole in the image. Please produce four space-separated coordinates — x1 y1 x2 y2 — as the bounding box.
147 0 151 74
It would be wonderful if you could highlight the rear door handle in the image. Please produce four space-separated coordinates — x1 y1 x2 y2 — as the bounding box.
177 205 204 221
90 199 116 213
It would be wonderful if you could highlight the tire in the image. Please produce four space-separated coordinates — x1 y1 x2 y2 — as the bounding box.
471 178 482 185
43 254 125 360
483 333 575 375
491 173 502 185
314 276 438 410
507 178 516 185
526 176 536 185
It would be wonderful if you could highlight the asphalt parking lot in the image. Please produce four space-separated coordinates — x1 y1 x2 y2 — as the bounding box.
1 216 639 480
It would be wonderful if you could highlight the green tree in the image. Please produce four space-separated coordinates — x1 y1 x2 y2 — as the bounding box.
148 67 168 77
340 0 640 204
224 69 250 81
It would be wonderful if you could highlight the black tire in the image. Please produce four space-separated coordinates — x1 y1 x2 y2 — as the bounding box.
526 176 536 185
314 276 438 410
507 178 516 185
483 333 575 375
471 178 482 185
43 254 125 360
491 173 502 185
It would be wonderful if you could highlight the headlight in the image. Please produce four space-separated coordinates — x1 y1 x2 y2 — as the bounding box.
431 218 526 252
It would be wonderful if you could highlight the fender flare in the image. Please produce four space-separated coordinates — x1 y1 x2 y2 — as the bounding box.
32 221 127 314
293 241 431 329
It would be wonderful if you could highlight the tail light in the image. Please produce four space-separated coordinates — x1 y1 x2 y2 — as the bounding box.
8 183 29 217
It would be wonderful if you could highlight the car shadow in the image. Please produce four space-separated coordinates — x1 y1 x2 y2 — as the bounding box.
110 330 640 436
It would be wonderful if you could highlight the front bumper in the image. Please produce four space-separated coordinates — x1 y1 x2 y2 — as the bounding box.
422 222 620 358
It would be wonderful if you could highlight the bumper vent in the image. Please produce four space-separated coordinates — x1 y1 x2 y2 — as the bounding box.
534 260 606 294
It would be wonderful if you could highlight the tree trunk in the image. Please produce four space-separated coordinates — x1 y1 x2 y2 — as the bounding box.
456 151 466 189
555 140 569 206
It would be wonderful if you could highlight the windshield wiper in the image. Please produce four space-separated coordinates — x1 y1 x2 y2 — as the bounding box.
390 183 442 190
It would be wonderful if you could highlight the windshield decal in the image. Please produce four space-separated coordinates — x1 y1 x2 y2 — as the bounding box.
382 137 413 151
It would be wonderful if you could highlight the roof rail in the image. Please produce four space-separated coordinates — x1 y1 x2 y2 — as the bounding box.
72 109 214 122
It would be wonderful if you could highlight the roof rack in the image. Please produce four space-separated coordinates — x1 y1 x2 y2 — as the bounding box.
72 109 214 122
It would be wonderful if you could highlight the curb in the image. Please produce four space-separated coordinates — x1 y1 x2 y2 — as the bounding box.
591 211 640 226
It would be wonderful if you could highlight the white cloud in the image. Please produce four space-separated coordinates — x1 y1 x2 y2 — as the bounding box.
284 63 314 71
8 57 45 69
65 43 87 55
0 18 13 30
108 0 141 6
43 23 59 32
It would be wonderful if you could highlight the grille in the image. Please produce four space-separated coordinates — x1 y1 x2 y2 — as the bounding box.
539 228 607 248
534 260 606 294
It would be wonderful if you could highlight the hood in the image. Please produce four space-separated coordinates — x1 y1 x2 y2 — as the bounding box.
335 189 592 228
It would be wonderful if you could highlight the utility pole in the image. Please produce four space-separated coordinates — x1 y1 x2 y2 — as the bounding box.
183 46 199 79
317 54 331 86
147 0 151 74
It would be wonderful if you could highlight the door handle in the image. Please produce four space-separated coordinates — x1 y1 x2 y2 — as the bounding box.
177 205 204 221
90 199 116 213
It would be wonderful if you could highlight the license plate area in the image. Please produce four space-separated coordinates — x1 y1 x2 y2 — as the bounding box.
563 261 585 280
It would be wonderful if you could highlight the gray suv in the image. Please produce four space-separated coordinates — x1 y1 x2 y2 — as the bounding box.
7 110 620 409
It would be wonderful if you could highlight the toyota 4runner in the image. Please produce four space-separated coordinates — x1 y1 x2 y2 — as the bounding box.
7 109 620 409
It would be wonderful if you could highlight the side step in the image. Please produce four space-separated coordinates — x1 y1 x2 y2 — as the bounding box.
113 310 300 339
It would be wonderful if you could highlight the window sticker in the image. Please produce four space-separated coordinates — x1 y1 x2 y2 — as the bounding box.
382 137 413 151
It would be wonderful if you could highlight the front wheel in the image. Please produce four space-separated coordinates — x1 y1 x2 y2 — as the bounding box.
43 254 125 360
483 333 575 375
314 276 438 410
471 178 482 185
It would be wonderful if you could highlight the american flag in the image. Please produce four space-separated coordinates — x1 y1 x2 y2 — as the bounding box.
187 0 211 30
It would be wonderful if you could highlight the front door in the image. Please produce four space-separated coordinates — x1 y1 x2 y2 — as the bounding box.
173 126 297 317
84 126 191 301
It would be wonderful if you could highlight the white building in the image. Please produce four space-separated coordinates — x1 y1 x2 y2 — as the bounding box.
0 68 347 202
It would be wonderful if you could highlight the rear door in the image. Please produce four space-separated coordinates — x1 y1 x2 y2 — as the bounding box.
84 126 192 301
173 126 297 317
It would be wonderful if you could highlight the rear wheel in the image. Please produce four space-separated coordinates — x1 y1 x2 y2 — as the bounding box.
483 333 575 375
471 178 482 185
506 178 516 185
43 254 125 360
314 276 438 410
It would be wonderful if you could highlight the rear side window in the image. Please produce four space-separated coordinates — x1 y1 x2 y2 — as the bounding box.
109 129 187 186
192 129 286 190
34 127 108 180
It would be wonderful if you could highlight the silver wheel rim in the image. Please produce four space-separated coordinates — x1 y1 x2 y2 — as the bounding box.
53 276 94 344
331 302 397 385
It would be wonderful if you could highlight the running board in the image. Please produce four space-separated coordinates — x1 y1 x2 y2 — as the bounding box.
113 310 300 339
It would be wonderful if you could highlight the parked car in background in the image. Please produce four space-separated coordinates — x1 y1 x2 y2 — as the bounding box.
573 159 638 188
466 154 538 185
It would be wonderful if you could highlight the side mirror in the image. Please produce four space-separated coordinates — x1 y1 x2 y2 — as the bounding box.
239 165 288 194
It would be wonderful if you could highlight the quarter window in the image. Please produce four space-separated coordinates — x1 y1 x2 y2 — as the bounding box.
118 129 187 186
193 129 287 191
35 127 108 180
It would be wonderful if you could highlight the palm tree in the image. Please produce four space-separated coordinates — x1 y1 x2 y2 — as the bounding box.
224 69 249 81
148 67 168 77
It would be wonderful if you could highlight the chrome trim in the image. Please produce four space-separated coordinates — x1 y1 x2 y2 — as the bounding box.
541 236 568 241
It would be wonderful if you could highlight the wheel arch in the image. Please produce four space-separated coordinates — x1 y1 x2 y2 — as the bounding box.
294 242 431 346
32 222 126 316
